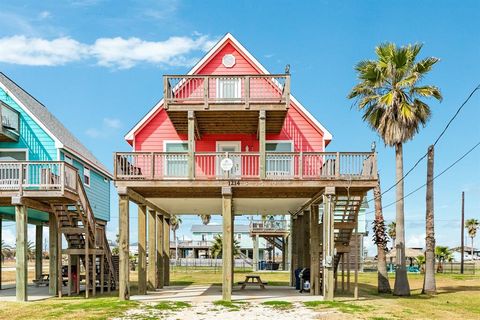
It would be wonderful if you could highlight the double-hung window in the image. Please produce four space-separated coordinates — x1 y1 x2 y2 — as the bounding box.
165 142 188 177
266 141 293 177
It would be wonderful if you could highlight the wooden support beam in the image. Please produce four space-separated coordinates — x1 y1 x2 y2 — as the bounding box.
292 189 325 217
188 110 195 179
354 226 359 300
252 234 259 272
117 187 170 218
60 227 86 234
148 209 156 291
11 196 52 213
35 225 43 281
119 195 130 300
290 217 298 286
259 110 266 179
137 205 147 295
92 254 96 297
156 213 164 289
85 224 90 298
322 193 335 301
222 187 233 301
163 217 170 286
100 255 104 294
16 205 28 301
49 214 58 296
341 253 345 292
310 204 320 295
67 255 72 296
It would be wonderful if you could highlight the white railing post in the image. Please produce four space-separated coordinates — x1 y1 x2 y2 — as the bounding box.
335 152 340 178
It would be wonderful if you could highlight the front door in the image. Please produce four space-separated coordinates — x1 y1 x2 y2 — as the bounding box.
216 141 241 178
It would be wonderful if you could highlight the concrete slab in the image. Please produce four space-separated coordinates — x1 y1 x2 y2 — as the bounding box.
0 284 53 302
131 284 323 303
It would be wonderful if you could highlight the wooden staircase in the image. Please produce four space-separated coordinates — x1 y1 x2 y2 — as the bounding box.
51 172 117 294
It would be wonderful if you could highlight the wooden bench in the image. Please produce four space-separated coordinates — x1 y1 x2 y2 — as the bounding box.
239 275 267 289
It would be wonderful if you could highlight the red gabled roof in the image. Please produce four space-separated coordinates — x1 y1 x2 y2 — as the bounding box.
125 33 333 145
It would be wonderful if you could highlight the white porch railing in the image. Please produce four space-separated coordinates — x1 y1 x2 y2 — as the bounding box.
114 151 377 181
250 219 289 233
0 161 77 193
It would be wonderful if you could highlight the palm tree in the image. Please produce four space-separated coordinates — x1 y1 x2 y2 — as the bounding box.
372 175 391 293
170 215 182 260
387 222 396 249
199 214 211 225
1 240 14 261
26 240 35 261
416 255 426 273
435 246 452 273
465 219 479 259
210 234 240 259
349 43 442 296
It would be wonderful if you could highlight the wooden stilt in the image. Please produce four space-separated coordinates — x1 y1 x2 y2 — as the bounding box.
156 214 164 289
92 254 96 296
119 194 130 300
67 255 72 296
57 219 63 298
253 235 258 272
163 217 170 286
322 189 335 301
137 205 147 295
222 187 233 301
76 258 80 295
290 217 298 286
100 254 104 294
35 225 43 281
341 253 345 292
49 214 58 296
303 210 311 268
85 226 90 298
310 204 320 295
15 205 28 301
354 226 359 299
148 209 156 291
347 251 351 292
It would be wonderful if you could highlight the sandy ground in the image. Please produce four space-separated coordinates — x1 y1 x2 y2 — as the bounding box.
117 302 331 320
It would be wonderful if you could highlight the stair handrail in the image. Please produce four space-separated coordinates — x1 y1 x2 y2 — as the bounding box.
75 172 97 247
102 231 118 283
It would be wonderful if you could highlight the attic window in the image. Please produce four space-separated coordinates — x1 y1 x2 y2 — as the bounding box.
84 167 91 187
65 155 73 165
222 54 236 68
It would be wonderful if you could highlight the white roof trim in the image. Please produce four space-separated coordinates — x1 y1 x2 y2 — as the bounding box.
125 33 332 141
0 81 64 148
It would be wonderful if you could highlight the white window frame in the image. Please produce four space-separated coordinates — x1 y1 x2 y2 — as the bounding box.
216 78 241 100
83 167 91 187
163 140 189 178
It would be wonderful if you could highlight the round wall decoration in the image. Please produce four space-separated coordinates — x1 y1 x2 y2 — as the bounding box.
220 158 234 171
222 54 236 68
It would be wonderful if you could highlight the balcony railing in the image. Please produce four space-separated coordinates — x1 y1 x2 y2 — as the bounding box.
0 161 78 193
114 151 377 181
163 74 290 109
250 219 289 233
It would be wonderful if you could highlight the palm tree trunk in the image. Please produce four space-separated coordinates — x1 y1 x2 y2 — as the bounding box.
393 143 411 296
472 237 475 259
374 176 391 293
423 145 436 294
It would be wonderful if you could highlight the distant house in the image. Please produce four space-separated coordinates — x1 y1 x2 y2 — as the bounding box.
0 73 115 300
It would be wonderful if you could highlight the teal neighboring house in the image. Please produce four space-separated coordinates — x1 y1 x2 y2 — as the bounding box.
0 72 116 301
0 72 112 223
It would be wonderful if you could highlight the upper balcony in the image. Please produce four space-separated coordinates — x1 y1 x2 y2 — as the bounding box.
163 74 290 135
0 101 20 142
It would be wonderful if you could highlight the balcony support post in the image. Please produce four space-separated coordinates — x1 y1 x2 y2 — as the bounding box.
163 217 170 286
156 213 164 289
148 209 157 291
49 213 58 296
322 187 336 301
252 234 259 272
310 204 320 295
119 194 130 300
15 204 28 301
137 204 147 295
188 110 195 179
222 187 233 301
259 110 266 179
35 225 43 282
290 217 297 286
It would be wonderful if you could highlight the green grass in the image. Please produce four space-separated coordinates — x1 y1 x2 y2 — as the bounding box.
261 300 293 310
213 300 249 311
152 301 191 311
303 300 371 314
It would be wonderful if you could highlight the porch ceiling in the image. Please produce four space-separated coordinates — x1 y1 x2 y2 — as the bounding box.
166 110 286 135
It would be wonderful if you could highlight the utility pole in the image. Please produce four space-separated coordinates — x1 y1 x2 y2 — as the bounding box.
460 191 465 274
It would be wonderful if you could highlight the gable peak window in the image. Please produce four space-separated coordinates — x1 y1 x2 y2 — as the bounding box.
84 167 91 186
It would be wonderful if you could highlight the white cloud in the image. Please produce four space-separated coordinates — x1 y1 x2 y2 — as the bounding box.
0 34 217 69
85 117 122 138
38 11 51 20
0 35 87 66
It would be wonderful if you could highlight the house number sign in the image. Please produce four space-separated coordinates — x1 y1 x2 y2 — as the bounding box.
220 158 233 171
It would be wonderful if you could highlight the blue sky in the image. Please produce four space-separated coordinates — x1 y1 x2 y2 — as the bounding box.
0 0 479 255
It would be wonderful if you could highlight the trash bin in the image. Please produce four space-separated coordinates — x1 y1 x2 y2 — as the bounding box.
294 268 302 290
259 260 266 270
299 268 311 293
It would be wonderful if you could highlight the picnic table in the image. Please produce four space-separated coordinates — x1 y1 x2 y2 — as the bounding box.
239 275 268 289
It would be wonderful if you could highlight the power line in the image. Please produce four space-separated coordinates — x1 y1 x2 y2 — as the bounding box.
365 140 480 215
367 83 480 204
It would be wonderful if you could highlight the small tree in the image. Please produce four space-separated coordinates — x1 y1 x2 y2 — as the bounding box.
465 219 479 259
435 246 452 273
387 222 396 249
210 234 240 258
416 255 426 273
